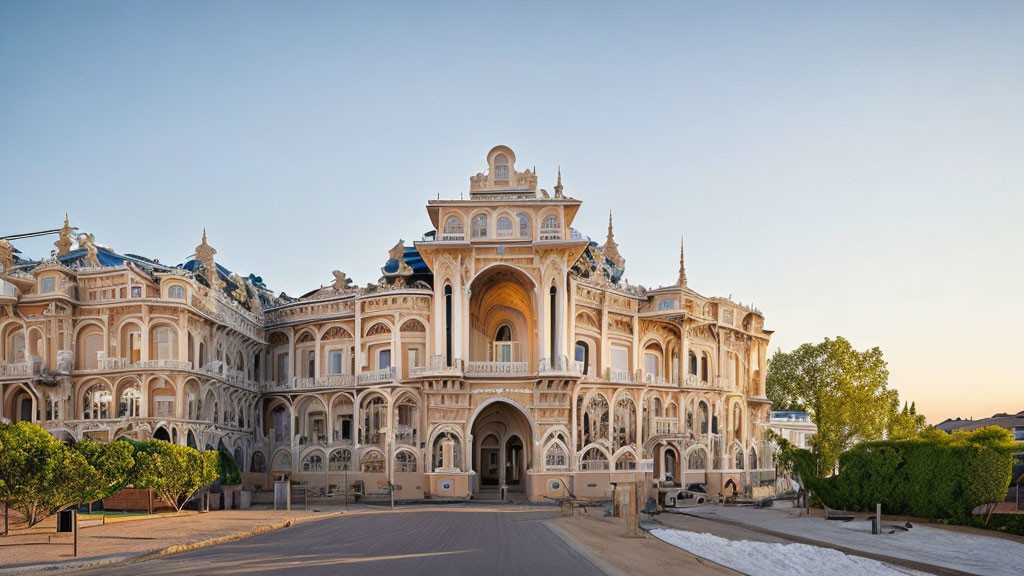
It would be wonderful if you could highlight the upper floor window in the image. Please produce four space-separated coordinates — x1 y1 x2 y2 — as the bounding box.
378 348 391 370
443 216 464 235
496 216 513 237
41 277 56 293
471 214 488 239
518 213 531 238
541 215 559 230
168 285 185 300
494 153 509 180
657 298 678 311
329 350 344 375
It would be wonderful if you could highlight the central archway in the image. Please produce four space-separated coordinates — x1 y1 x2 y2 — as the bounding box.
469 400 533 497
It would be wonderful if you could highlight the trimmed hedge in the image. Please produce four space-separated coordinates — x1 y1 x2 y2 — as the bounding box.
804 427 1018 522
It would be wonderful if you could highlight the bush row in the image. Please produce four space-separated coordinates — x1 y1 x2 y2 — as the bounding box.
797 427 1018 522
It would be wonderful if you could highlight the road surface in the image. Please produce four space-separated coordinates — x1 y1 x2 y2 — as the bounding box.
74 507 606 576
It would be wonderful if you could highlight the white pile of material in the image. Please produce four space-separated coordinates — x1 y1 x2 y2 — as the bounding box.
649 528 930 576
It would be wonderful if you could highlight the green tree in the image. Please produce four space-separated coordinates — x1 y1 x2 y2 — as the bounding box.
75 439 136 502
131 441 218 512
887 401 928 440
766 337 921 475
0 422 103 527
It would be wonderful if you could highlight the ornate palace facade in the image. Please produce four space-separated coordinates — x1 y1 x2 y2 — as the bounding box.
0 146 773 501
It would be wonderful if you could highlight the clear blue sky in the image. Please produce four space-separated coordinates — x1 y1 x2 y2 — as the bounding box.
2 1 1022 423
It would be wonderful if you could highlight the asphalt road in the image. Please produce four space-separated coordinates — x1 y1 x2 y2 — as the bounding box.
76 508 606 576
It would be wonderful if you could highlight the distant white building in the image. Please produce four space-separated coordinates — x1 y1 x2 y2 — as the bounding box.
768 411 816 450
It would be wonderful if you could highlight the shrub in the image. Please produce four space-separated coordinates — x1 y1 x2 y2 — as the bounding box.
131 440 219 512
0 422 134 526
217 447 242 486
804 426 1016 521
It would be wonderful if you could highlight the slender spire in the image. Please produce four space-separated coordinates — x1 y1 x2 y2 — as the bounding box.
677 236 687 286
553 166 564 198
602 210 625 268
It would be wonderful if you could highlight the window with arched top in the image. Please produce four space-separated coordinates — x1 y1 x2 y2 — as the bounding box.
395 451 417 472
471 214 488 239
517 213 530 237
167 285 185 300
496 216 513 238
444 216 464 235
494 153 509 180
494 324 514 363
541 214 559 230
688 448 707 470
574 341 589 375
151 326 178 360
545 444 567 469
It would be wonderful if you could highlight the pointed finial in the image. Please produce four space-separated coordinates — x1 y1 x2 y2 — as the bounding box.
64 212 69 226
202 227 208 243
553 166 564 197
677 235 687 286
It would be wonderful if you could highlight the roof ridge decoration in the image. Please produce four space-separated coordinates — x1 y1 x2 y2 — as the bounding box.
469 145 539 196
554 166 564 198
55 213 75 256
195 228 225 289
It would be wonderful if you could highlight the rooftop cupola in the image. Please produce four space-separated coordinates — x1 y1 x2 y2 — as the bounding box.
469 145 539 197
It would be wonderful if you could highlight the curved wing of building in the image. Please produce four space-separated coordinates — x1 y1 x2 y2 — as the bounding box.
0 146 773 500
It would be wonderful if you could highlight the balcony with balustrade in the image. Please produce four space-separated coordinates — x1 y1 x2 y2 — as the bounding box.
606 367 637 384
651 417 680 436
410 355 464 378
465 360 531 376
682 374 728 390
356 366 396 385
538 355 584 377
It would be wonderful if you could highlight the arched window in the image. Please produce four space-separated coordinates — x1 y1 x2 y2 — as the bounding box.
541 214 559 230
701 352 709 382
494 324 513 363
574 341 589 375
443 216 464 235
82 385 112 420
329 449 352 471
613 397 637 450
151 326 178 360
119 386 141 417
167 285 185 300
493 153 509 180
77 331 103 370
580 447 609 471
734 447 744 469
496 216 513 238
361 450 385 473
251 451 267 473
471 214 488 239
444 284 453 366
581 395 609 448
395 451 417 472
688 448 707 470
615 452 637 471
517 213 531 237
698 401 709 435
549 286 557 358
301 452 323 472
689 352 698 375
749 448 758 470
545 444 567 469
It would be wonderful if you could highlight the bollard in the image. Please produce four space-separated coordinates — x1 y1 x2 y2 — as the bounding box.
876 503 881 534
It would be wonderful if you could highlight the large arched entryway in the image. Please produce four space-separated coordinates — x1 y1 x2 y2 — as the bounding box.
470 400 533 499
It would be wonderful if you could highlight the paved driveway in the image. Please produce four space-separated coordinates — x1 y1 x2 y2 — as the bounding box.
75 507 605 576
